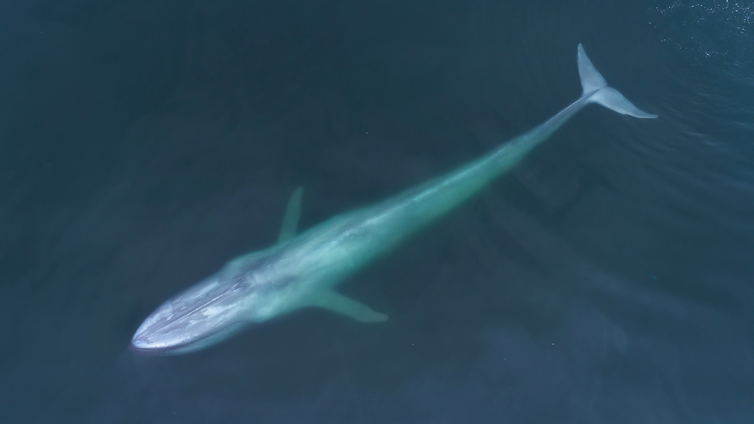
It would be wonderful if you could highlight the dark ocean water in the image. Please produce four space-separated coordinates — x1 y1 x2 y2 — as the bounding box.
1 0 753 422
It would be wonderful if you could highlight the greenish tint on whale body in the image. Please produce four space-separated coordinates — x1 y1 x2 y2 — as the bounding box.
130 44 657 355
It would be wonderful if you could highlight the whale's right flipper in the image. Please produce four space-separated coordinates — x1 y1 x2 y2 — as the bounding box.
312 290 388 323
577 44 658 119
279 187 304 243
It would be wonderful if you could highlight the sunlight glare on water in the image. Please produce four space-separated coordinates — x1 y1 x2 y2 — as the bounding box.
650 0 754 64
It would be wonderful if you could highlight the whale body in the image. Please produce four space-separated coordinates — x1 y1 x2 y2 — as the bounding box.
131 44 656 355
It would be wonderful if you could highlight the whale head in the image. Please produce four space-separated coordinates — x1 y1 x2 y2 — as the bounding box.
129 271 257 355
130 248 301 355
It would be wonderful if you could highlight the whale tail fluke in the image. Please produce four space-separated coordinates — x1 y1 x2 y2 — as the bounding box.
577 44 658 119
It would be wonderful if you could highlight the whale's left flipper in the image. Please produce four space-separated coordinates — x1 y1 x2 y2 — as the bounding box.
577 44 658 119
312 290 388 323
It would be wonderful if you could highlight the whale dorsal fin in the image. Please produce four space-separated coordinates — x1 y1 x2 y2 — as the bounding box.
278 187 304 243
312 290 388 323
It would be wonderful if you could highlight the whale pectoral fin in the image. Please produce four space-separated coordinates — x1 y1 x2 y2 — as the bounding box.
278 187 304 243
314 291 388 323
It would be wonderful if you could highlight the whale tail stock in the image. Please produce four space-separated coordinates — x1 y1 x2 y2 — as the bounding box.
577 44 658 119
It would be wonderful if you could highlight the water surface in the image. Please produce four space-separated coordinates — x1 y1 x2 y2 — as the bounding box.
0 0 752 423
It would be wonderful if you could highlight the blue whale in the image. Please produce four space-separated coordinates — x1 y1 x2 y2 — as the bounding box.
131 44 656 355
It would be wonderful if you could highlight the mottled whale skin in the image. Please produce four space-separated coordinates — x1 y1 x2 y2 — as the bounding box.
131 44 656 355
